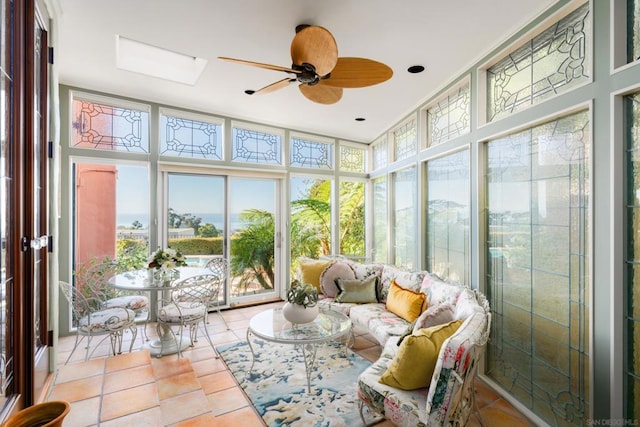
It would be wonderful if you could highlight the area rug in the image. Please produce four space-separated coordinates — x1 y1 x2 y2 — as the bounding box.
216 339 371 426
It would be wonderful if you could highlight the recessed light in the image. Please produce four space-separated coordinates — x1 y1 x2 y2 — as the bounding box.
245 90 255 95
355 117 365 122
407 65 425 74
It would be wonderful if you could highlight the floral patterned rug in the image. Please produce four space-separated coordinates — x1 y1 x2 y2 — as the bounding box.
216 339 371 426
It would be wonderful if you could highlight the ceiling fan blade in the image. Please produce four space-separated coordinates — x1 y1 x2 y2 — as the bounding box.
218 56 301 74
290 26 338 77
253 78 295 95
298 84 342 105
319 57 393 88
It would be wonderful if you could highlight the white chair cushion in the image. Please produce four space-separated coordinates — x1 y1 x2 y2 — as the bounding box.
158 301 206 323
104 295 149 311
78 307 135 333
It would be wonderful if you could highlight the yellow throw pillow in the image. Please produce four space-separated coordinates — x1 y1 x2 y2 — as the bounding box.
299 259 332 293
385 281 428 322
379 320 463 390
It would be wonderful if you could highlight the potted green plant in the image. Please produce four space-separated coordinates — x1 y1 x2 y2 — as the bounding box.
283 280 319 324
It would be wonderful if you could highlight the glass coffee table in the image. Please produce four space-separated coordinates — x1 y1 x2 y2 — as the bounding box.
246 307 352 393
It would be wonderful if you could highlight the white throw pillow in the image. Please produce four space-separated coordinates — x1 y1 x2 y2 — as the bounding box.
412 303 455 334
319 261 356 298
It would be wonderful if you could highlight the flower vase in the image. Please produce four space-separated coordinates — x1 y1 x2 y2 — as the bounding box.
282 302 319 324
153 268 180 285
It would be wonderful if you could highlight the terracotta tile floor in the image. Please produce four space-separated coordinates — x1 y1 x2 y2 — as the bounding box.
49 301 533 426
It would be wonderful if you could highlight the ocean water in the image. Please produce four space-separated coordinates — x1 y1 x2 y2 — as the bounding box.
118 212 244 232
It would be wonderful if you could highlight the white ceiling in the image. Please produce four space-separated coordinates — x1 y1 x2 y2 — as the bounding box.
55 0 556 143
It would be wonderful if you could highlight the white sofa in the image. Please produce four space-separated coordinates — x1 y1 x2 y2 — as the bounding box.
299 257 491 426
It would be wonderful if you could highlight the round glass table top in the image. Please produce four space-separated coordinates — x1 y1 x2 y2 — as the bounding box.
108 267 212 291
248 307 351 345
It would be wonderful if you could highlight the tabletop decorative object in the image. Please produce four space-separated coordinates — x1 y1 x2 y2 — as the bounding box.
283 280 319 324
148 247 187 283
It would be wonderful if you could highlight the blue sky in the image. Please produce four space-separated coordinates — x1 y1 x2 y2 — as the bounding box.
117 165 276 215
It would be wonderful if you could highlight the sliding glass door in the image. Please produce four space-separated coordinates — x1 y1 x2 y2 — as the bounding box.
165 172 280 306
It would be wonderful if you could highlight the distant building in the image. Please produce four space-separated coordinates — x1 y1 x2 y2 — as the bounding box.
116 228 195 240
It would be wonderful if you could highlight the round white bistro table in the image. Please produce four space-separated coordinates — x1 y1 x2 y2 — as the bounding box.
246 307 352 393
108 267 212 357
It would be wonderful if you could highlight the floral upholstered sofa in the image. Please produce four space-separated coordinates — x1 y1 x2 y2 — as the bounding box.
296 257 491 426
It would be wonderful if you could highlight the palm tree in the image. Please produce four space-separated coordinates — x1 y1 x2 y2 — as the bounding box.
230 209 275 290
338 181 365 255
291 179 365 257
291 198 331 255
230 180 366 289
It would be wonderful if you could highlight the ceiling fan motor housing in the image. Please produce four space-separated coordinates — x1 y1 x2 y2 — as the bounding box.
293 63 320 85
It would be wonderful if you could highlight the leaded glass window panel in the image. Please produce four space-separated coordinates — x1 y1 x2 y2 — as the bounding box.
372 136 388 170
372 176 388 263
625 91 640 422
629 0 640 63
71 97 150 153
427 83 470 147
232 126 282 165
487 3 590 122
290 137 332 169
339 145 366 173
485 110 590 426
393 118 417 161
160 112 222 160
425 150 470 285
394 166 417 270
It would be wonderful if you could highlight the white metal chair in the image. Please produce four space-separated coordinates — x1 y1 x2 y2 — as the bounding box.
156 274 220 358
205 257 229 330
59 281 138 364
76 259 150 342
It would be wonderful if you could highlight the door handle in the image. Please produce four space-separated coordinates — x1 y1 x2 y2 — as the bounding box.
30 235 49 250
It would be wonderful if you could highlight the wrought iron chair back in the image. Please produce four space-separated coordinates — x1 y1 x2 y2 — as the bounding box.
171 274 218 306
59 281 137 363
74 259 150 343
205 257 229 329
156 274 220 358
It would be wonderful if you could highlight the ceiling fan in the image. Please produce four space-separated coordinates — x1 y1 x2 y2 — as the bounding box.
218 25 393 105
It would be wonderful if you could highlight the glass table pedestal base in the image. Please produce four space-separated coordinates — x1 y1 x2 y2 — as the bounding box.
142 325 191 357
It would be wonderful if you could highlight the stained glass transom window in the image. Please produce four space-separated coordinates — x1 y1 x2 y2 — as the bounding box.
485 110 590 426
290 137 332 169
232 127 282 165
629 0 640 63
624 91 640 421
427 84 470 147
339 145 366 173
393 118 417 161
372 137 388 170
71 98 150 153
487 3 590 122
425 150 470 285
160 113 222 160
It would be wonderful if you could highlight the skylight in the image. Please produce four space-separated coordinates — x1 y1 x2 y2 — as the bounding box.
116 35 207 85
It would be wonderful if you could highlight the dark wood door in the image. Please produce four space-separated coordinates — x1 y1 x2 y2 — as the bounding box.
0 0 50 418
27 7 50 404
